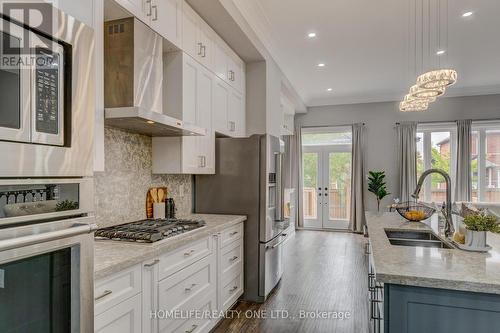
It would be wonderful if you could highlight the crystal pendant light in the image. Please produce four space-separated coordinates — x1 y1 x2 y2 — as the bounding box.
404 93 436 103
399 99 429 112
417 69 457 89
409 84 445 99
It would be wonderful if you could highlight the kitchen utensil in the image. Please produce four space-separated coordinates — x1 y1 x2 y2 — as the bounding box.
151 188 158 203
158 188 165 203
395 202 436 222
153 202 166 219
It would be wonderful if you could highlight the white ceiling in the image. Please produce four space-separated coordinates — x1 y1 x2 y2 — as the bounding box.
236 0 500 107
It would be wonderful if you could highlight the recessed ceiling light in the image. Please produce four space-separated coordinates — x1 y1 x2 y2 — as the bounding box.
308 32 317 38
462 11 473 17
327 88 333 91
317 63 325 67
436 50 445 55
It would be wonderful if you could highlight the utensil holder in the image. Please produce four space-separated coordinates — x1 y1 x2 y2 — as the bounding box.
153 202 165 219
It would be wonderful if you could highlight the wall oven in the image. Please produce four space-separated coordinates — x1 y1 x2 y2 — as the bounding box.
0 178 96 332
0 5 94 177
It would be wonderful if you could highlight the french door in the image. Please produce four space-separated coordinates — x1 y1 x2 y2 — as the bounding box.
302 145 352 229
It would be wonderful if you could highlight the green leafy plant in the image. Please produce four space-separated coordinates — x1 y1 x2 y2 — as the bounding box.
56 200 79 212
463 213 500 233
368 171 390 212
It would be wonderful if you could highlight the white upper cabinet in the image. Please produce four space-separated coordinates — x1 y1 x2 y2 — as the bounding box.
229 90 245 138
150 0 183 48
154 52 215 174
115 0 148 22
213 35 245 94
114 0 182 47
182 2 214 70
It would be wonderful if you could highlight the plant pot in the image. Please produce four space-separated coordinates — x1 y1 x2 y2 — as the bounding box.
465 229 487 249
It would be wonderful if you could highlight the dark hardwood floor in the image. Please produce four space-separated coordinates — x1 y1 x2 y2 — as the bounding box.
213 230 369 333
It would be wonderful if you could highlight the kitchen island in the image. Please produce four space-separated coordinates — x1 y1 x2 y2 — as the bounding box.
366 212 500 333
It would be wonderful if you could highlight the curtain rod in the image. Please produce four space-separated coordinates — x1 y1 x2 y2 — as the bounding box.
301 123 365 129
395 118 500 125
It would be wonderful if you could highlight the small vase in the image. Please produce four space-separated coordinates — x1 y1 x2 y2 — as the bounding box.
465 229 487 249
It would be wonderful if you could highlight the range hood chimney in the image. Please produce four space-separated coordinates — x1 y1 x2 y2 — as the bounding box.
104 17 205 137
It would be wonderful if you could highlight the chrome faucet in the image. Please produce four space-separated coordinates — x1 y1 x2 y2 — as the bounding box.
412 169 455 238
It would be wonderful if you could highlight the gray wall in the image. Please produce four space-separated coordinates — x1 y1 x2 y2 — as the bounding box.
94 127 192 228
296 94 500 211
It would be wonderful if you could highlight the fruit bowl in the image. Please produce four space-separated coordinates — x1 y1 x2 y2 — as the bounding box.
395 202 436 222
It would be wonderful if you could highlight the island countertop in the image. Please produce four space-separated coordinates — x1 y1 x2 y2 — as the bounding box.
94 214 246 280
367 212 500 294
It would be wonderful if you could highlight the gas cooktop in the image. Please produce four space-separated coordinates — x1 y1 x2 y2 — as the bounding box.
94 218 206 243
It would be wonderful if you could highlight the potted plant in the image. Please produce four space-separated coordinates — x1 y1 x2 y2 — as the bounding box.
462 213 500 250
368 170 390 212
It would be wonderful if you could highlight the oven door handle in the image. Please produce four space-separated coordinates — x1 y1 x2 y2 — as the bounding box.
0 223 98 252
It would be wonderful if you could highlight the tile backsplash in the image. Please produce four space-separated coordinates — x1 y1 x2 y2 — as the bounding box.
94 127 192 227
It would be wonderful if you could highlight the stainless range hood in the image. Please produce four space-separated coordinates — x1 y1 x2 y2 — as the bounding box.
104 17 205 136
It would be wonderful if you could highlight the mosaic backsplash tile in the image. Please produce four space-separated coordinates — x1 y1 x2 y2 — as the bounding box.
94 127 192 227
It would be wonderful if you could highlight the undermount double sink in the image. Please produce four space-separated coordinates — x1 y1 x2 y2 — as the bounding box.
385 230 454 249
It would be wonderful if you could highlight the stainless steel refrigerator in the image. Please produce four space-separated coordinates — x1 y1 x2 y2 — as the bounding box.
195 134 289 303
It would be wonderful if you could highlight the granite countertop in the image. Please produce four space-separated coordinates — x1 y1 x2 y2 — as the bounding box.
367 212 500 294
94 214 246 280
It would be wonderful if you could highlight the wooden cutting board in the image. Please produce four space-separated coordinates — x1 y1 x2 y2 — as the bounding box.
146 187 167 219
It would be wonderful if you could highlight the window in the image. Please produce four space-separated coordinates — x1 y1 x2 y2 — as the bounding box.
416 124 456 203
471 122 500 203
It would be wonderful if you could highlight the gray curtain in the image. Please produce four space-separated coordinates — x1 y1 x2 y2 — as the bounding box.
349 123 366 233
455 120 472 202
396 122 418 202
291 124 304 228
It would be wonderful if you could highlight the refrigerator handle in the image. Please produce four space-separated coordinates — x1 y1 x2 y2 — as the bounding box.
275 152 284 222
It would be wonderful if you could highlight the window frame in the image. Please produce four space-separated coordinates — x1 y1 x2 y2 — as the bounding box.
416 123 457 203
471 121 500 202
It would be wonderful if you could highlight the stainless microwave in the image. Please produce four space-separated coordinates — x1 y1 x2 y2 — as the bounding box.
0 7 94 178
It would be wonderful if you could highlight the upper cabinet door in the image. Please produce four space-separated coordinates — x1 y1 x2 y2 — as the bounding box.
229 90 245 138
214 39 228 82
213 77 230 136
182 3 200 60
115 0 149 23
151 0 183 48
197 21 214 71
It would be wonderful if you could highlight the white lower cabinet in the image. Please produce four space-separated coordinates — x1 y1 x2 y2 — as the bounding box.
95 293 142 333
95 222 245 333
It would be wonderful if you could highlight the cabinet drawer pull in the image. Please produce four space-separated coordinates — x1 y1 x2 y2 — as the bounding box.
184 249 195 257
229 231 238 236
229 256 238 262
144 259 160 268
201 45 206 58
184 283 197 292
95 289 112 301
229 285 238 293
185 324 198 333
197 42 203 56
146 0 152 16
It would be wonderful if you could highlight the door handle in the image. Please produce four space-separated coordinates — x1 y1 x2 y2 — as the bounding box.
0 223 97 252
201 45 206 58
197 42 203 56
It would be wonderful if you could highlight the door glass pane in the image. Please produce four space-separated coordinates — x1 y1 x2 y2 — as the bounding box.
416 132 425 199
302 152 318 219
485 130 500 202
471 131 479 202
430 131 451 203
0 247 74 332
302 131 352 146
328 152 351 220
0 183 80 219
0 32 21 129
